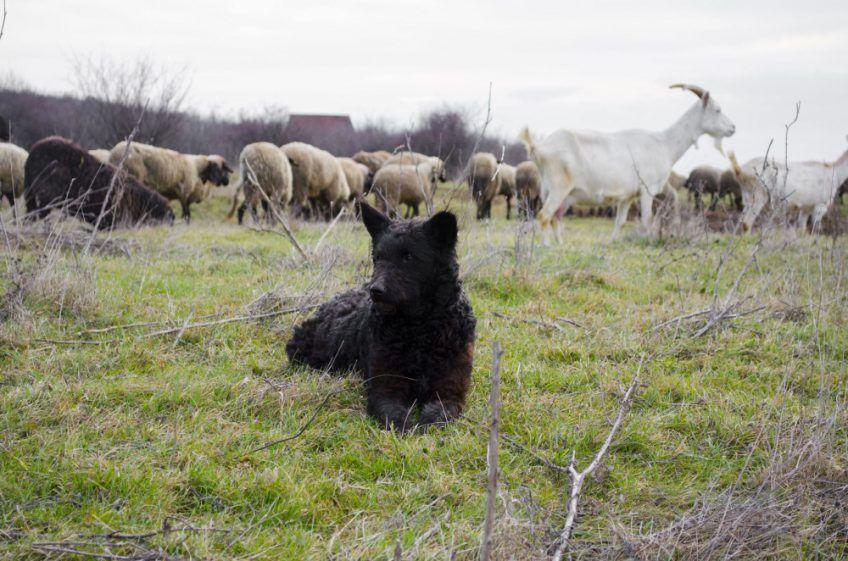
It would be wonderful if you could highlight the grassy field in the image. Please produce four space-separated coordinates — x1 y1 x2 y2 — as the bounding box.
1 187 847 560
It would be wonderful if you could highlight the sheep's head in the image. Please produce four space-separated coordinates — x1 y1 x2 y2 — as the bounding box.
671 84 736 154
201 156 233 186
429 157 447 182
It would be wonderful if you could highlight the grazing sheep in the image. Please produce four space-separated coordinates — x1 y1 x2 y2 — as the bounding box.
684 166 726 210
109 141 232 222
89 149 111 164
0 142 27 208
730 146 848 234
515 161 542 218
498 163 517 220
719 169 744 211
466 152 501 220
383 152 448 181
25 136 174 228
338 157 373 199
281 141 350 220
521 83 736 242
371 162 440 218
352 150 392 174
237 142 293 225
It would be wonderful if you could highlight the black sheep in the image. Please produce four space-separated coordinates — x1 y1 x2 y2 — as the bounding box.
24 136 174 228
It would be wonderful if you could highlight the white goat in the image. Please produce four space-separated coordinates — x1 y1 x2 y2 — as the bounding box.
730 140 848 234
520 84 736 242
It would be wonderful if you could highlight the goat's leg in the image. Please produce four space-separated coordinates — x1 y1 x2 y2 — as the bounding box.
611 199 633 240
537 187 571 245
639 188 654 233
810 204 828 235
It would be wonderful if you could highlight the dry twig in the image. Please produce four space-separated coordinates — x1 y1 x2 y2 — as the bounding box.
480 341 503 561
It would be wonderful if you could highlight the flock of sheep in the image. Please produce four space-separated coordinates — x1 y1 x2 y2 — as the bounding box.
1 82 846 237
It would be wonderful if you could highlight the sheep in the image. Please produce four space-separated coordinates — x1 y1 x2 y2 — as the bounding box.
24 136 173 228
383 152 448 182
496 163 517 220
280 141 351 220
515 161 542 218
338 157 373 199
0 142 27 208
466 152 501 220
520 83 736 242
719 169 744 211
109 141 232 222
352 150 392 174
89 149 111 164
370 162 440 218
236 142 293 225
730 144 848 234
684 166 723 210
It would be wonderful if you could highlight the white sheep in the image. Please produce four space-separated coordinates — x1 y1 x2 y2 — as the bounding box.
521 83 736 242
730 143 848 234
0 142 27 208
352 150 392 174
237 142 293 225
338 157 373 199
281 142 351 220
371 162 440 218
89 149 111 163
109 141 232 222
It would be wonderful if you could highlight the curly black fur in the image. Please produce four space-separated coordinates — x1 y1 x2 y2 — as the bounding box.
24 136 174 228
286 202 476 432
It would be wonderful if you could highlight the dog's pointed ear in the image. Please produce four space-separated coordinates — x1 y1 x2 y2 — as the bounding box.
424 211 457 250
358 198 390 240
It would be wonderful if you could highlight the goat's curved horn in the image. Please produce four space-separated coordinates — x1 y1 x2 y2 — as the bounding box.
669 83 707 99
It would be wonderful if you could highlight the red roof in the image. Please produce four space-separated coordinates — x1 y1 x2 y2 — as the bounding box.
286 114 354 135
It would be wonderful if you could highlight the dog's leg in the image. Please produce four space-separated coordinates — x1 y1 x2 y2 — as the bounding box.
365 364 415 432
417 343 473 429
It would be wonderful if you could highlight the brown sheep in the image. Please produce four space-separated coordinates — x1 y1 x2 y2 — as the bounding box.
281 141 350 220
338 157 373 199
352 150 392 174
109 141 232 222
371 162 440 218
515 161 541 218
24 136 173 228
237 142 293 225
466 152 501 220
684 166 723 210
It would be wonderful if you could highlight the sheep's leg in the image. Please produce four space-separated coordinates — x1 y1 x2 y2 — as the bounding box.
693 190 703 210
412 203 420 217
180 200 191 223
611 199 633 240
505 194 512 220
236 201 247 225
639 188 654 233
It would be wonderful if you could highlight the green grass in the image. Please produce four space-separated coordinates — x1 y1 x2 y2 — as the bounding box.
1 191 846 560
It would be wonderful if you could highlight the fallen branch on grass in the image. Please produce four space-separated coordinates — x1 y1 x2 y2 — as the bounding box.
552 356 644 561
491 311 586 333
37 304 319 346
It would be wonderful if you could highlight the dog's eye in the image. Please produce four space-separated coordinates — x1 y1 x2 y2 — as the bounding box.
401 250 413 262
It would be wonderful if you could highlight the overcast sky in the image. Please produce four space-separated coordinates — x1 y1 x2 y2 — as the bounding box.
2 0 846 171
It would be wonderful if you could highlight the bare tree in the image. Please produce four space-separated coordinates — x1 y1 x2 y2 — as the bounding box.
72 54 190 147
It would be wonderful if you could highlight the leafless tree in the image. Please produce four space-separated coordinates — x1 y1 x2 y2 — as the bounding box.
72 55 190 147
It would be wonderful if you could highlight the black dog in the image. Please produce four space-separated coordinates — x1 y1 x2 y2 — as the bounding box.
286 201 476 431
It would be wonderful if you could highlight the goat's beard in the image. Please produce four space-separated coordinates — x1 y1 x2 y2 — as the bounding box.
713 137 725 156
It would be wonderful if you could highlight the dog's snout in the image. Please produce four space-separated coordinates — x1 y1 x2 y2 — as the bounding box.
369 285 387 302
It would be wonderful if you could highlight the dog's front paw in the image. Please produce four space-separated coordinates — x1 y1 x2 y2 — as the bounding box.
416 401 461 430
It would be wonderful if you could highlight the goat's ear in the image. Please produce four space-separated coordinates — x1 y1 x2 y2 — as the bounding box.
702 91 711 108
424 211 457 250
359 198 390 240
